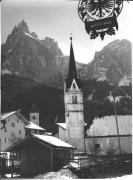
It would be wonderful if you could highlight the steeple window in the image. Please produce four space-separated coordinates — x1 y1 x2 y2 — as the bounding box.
73 83 76 89
32 115 36 119
72 95 77 104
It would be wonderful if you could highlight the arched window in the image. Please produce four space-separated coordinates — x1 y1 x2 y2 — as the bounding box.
72 95 77 104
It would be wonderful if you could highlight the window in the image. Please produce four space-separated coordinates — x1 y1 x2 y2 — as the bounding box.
19 130 21 135
17 119 19 123
73 83 76 89
11 122 15 127
72 95 77 104
5 127 7 132
34 130 37 134
4 137 7 143
11 132 15 137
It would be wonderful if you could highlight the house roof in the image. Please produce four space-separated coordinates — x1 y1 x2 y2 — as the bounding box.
1 111 17 120
30 103 39 113
56 123 87 130
1 110 44 131
34 135 73 148
56 123 66 130
87 115 132 137
6 134 74 152
1 110 29 124
25 122 45 131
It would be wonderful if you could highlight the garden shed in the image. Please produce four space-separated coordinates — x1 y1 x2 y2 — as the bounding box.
6 134 74 177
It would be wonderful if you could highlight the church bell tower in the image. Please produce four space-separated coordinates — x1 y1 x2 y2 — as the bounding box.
64 37 85 152
30 103 39 126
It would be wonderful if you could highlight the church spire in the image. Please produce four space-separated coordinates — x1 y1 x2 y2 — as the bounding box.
68 36 77 80
65 36 82 90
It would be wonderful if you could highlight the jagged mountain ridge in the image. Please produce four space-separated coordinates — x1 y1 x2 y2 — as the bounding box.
1 20 84 88
83 39 132 85
1 20 132 86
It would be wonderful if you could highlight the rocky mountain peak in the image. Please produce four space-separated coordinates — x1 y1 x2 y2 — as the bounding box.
83 39 132 85
2 21 81 87
11 20 30 36
17 19 30 33
1 20 132 87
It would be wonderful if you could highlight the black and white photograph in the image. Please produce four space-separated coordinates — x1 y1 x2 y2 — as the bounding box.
0 0 132 179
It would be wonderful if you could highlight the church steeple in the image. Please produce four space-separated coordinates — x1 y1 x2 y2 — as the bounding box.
68 36 77 80
30 103 39 125
64 36 85 152
65 36 82 90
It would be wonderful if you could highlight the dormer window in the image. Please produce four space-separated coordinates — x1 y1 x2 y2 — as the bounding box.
72 95 77 104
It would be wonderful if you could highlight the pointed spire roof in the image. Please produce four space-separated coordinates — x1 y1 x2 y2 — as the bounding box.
68 36 77 80
31 103 39 113
65 36 82 90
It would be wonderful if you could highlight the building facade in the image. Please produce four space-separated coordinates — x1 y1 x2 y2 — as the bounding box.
0 110 45 152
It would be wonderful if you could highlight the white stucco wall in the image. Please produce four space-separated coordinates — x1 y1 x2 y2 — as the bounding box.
85 136 132 154
85 115 132 154
65 80 85 152
58 127 66 142
0 114 26 151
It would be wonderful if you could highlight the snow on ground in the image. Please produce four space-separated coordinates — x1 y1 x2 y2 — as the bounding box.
108 175 133 180
34 169 78 179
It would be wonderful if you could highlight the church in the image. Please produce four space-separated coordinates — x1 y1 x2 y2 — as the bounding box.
56 36 85 152
56 37 132 155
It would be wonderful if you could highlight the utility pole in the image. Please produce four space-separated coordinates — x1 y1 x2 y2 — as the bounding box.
113 96 121 154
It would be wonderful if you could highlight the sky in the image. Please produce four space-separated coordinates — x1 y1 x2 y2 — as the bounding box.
1 0 133 64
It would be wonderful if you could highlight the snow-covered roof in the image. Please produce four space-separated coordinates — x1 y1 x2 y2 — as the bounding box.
1 111 17 120
1 110 29 124
34 135 73 148
25 122 45 131
57 123 87 130
57 123 66 129
6 134 74 152
87 115 132 137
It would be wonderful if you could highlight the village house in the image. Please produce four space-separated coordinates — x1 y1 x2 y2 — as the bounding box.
0 108 45 152
6 134 74 177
